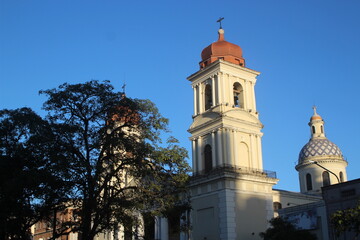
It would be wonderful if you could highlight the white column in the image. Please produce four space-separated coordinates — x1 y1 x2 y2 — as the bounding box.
221 73 225 106
197 84 202 114
249 134 254 168
233 130 239 167
251 82 257 112
197 137 203 172
191 139 197 173
244 80 249 110
160 217 169 240
225 129 232 166
224 74 229 105
227 129 233 166
216 74 222 105
217 129 223 167
211 131 216 168
227 75 232 105
256 135 263 170
193 86 197 115
155 216 161 240
211 76 216 106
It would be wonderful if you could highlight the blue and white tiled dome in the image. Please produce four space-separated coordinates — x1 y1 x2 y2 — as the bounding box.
298 138 343 163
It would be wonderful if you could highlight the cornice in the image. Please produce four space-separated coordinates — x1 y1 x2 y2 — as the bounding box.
295 157 348 171
187 60 260 84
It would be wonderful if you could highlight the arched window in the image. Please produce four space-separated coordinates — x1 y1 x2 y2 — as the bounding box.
312 126 316 134
204 144 212 173
306 173 313 191
323 171 330 186
204 84 212 111
321 125 324 133
233 82 244 108
339 171 344 182
273 202 282 211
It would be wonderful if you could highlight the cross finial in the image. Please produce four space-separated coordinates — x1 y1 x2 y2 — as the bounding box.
217 17 224 29
121 83 126 99
312 105 318 115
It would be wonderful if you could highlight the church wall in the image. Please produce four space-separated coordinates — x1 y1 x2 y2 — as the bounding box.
190 191 220 240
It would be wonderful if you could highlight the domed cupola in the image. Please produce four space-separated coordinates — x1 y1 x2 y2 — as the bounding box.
295 107 348 195
199 28 245 69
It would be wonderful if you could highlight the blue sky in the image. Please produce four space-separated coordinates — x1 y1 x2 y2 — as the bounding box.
1 0 360 192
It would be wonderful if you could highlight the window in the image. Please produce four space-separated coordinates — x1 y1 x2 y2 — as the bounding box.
339 171 344 182
321 125 324 133
306 173 313 191
204 144 212 173
273 202 282 211
233 82 244 108
312 126 315 134
204 84 212 110
323 171 330 186
341 189 356 198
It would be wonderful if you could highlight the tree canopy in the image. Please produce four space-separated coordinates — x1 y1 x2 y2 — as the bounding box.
331 201 360 238
260 217 317 240
0 80 190 240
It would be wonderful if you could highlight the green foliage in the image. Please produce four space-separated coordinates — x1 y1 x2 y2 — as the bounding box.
0 108 71 240
331 201 360 238
0 80 190 240
260 217 317 240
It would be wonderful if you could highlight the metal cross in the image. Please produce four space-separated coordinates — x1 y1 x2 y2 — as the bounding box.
217 17 224 29
122 83 126 94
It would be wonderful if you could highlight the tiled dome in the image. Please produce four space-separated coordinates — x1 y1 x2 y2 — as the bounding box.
298 138 343 163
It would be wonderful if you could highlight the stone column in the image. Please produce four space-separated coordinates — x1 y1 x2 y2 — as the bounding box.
154 217 170 240
211 131 216 168
251 82 257 111
233 130 238 167
211 76 216 106
221 73 225 106
191 139 197 173
217 129 223 167
198 84 203 114
160 218 169 240
249 134 254 169
244 80 249 110
193 86 197 115
216 74 222 105
197 137 203 172
226 129 232 166
256 135 263 170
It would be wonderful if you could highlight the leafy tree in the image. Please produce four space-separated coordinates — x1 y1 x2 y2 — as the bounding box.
0 108 71 239
331 201 360 238
260 217 317 240
37 80 190 239
0 80 190 240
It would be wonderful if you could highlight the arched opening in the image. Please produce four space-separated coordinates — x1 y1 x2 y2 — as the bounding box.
321 125 324 133
323 171 330 186
233 82 244 108
312 126 316 134
273 202 282 211
306 173 313 191
204 144 212 173
204 84 212 111
339 171 344 182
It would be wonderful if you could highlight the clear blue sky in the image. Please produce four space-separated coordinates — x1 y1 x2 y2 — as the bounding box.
1 0 360 192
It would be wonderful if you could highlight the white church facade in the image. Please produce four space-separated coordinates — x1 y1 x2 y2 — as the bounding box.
31 26 353 240
185 26 349 240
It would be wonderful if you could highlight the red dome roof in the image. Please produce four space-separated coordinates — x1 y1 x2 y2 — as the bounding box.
200 29 245 69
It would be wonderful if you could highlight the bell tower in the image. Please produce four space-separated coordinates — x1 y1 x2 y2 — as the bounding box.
189 28 264 173
296 107 348 194
188 27 278 240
